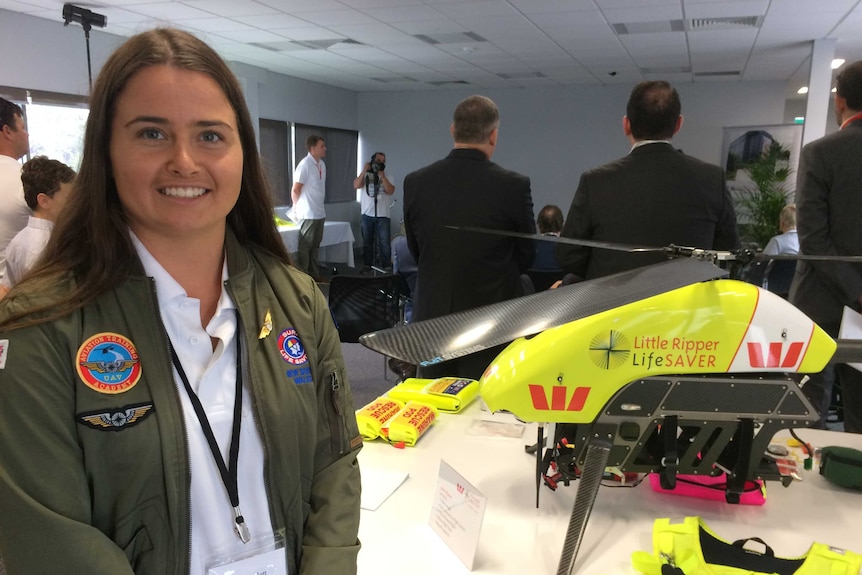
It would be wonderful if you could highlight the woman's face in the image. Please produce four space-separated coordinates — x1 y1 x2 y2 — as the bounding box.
109 65 243 245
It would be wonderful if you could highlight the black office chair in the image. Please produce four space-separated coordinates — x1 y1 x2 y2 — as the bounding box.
328 273 408 379
764 259 796 299
743 261 767 288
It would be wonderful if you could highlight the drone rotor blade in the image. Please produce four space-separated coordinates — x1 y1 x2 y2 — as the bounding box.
448 226 665 253
359 258 727 365
750 252 862 262
557 439 612 575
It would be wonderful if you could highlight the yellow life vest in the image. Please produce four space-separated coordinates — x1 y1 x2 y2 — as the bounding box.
632 517 862 575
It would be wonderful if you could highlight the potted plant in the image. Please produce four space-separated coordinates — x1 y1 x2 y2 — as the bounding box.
732 141 794 250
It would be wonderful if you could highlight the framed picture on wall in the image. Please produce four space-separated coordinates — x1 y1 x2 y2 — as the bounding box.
721 123 804 192
721 123 804 249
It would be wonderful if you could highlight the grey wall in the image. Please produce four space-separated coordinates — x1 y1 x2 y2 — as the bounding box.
357 81 789 226
0 10 124 96
2 7 793 256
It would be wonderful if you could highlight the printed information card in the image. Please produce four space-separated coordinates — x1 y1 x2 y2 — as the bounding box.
428 460 488 569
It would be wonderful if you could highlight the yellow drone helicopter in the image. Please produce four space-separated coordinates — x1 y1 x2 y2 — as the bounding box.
358 228 862 575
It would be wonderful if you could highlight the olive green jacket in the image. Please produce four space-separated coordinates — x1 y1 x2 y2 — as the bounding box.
0 232 362 574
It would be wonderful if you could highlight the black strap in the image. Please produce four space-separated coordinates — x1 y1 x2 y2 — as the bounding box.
725 418 754 504
168 313 250 543
659 415 679 489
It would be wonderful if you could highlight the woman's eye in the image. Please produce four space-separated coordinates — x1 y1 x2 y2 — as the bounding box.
201 131 223 143
140 128 164 140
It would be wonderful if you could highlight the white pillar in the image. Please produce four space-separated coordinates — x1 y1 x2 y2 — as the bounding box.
802 38 837 146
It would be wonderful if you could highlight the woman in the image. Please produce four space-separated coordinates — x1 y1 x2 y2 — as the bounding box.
0 29 361 574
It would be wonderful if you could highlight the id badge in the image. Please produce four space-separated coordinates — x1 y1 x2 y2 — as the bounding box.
206 533 287 575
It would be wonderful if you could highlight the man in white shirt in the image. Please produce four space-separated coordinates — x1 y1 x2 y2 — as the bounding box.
291 135 327 277
0 97 33 291
354 151 395 271
1 156 75 290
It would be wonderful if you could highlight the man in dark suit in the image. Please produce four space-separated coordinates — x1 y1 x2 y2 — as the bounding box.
790 60 862 433
556 80 739 279
404 95 535 379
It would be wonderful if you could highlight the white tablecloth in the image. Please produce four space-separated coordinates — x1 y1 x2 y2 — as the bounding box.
278 221 355 267
357 401 862 574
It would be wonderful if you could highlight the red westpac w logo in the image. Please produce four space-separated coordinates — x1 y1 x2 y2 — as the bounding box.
528 385 590 411
747 341 804 368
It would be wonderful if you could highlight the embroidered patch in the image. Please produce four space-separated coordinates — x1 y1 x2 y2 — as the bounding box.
78 402 154 431
0 339 8 369
278 328 308 365
76 333 142 394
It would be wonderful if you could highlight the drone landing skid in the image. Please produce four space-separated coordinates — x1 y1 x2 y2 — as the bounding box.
547 373 818 573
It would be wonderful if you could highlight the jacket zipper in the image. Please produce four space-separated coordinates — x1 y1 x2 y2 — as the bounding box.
329 370 351 455
148 278 193 575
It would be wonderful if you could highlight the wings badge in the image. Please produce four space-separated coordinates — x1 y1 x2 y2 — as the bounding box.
78 402 154 431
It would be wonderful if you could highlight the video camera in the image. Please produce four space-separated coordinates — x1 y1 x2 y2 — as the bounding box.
367 154 385 174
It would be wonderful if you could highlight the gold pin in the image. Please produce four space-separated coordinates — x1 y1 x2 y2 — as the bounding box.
258 309 273 339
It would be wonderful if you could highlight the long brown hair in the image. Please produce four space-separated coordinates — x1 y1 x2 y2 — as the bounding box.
0 28 289 330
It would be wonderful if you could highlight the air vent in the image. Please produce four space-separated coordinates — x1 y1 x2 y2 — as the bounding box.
497 71 546 79
641 66 691 75
370 77 418 83
687 16 762 31
612 19 684 35
694 70 741 77
251 38 361 52
414 32 487 45
427 80 471 86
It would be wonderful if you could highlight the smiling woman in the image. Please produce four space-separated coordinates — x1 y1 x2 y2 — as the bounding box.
0 28 362 575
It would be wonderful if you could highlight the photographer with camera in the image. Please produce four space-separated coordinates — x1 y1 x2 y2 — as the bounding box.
353 152 395 272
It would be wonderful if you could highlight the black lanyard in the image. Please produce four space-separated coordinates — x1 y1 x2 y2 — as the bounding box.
168 319 251 544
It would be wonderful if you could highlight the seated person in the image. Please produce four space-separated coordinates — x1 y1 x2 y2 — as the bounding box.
526 204 573 291
392 227 417 323
389 225 419 380
1 156 74 290
762 203 799 256
532 204 564 270
760 204 798 296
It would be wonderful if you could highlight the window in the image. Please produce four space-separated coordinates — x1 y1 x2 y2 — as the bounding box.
1 87 89 169
293 124 358 204
258 120 359 206
25 103 89 169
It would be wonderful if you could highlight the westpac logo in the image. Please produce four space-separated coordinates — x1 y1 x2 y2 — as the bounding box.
747 341 804 368
528 385 591 412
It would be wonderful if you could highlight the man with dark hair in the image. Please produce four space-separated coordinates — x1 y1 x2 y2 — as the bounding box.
532 204 564 271
790 60 862 433
0 97 32 286
556 80 739 279
354 151 395 271
291 134 327 277
404 94 535 380
1 156 75 289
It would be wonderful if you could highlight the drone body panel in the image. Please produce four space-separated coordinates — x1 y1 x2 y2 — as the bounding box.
480 279 835 423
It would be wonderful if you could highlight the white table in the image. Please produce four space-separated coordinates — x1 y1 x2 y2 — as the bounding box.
278 221 355 267
357 402 862 574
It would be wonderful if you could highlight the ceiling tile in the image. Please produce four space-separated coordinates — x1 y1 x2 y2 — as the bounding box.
181 0 279 17
123 2 215 20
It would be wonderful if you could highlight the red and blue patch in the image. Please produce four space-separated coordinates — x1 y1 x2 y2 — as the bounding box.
278 328 308 365
76 333 142 394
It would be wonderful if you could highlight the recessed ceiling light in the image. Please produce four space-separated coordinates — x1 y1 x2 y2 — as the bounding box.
797 86 809 94
832 59 846 69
